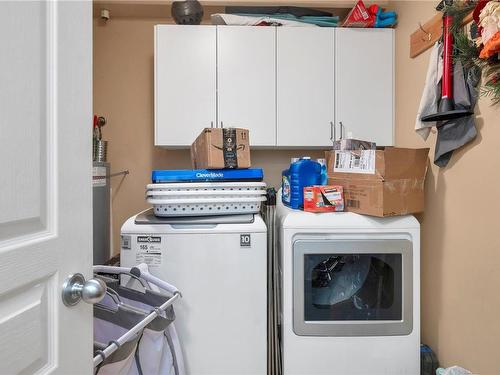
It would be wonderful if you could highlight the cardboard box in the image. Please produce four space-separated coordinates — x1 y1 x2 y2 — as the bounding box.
191 128 251 169
304 185 344 213
326 147 430 217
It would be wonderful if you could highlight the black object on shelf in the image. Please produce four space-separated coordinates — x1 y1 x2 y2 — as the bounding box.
171 0 204 25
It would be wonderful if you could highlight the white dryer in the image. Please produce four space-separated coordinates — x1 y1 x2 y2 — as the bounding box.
120 209 267 375
277 199 420 375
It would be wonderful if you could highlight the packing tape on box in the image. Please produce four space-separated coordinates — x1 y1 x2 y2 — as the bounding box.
222 128 238 168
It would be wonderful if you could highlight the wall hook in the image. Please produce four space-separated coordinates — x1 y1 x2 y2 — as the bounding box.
100 9 110 22
419 22 432 41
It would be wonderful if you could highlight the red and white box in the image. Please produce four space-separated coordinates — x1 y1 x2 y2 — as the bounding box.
303 185 345 213
342 0 373 28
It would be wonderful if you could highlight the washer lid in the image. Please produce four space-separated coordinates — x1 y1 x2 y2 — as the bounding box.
135 208 255 225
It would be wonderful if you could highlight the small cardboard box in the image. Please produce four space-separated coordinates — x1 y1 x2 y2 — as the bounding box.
333 138 376 151
304 185 344 213
191 128 251 169
326 147 430 217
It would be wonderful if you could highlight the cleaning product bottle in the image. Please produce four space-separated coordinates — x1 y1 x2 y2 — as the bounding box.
283 157 322 209
281 157 299 206
317 158 328 185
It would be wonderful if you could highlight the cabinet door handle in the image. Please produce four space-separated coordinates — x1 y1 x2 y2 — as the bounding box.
339 121 344 140
220 121 224 128
211 121 214 128
330 121 336 144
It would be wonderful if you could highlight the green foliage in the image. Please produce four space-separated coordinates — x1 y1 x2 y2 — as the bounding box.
482 62 500 104
442 1 500 105
443 2 476 36
453 31 480 68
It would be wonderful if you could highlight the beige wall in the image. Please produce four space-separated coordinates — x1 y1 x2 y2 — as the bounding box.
94 3 500 373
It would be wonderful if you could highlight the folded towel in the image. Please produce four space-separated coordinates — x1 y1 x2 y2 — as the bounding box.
211 13 318 27
434 63 480 167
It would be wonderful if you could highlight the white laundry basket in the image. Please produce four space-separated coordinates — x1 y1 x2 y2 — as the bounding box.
146 182 267 192
146 182 267 217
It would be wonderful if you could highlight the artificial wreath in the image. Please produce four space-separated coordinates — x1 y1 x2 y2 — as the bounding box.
446 0 500 104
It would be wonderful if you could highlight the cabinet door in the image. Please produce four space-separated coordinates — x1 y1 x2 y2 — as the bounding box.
335 29 394 146
155 25 216 146
277 28 334 147
217 26 276 147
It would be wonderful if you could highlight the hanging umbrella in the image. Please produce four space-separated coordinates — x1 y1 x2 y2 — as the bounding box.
421 11 474 122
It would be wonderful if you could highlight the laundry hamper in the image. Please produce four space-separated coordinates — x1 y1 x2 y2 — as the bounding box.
92 264 184 375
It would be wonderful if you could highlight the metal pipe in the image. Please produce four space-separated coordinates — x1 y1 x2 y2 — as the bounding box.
108 170 129 178
93 265 179 296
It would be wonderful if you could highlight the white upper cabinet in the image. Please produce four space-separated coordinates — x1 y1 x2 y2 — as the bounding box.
154 26 394 148
277 28 335 147
335 28 394 146
155 25 217 146
217 26 276 147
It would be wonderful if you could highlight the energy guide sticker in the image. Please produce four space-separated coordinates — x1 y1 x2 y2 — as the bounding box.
135 236 163 266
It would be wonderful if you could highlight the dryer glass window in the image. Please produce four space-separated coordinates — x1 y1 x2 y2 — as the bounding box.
304 253 402 321
293 239 413 336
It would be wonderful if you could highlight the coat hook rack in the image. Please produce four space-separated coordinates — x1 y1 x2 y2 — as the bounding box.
410 13 443 58
410 10 474 59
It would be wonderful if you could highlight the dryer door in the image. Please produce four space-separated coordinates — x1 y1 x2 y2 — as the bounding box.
293 239 413 336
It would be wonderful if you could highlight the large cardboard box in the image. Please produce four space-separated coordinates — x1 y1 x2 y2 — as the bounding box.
191 128 251 169
326 147 430 217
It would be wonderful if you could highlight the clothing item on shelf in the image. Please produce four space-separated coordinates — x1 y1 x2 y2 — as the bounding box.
210 13 338 27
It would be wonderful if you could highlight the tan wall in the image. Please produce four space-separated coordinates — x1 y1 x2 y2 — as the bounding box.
93 12 323 257
94 3 500 373
393 1 500 373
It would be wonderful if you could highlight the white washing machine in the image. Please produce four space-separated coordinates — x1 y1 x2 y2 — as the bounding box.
277 200 420 375
120 209 267 375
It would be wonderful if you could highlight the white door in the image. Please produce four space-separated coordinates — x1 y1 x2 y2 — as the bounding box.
335 29 394 146
217 26 276 147
0 1 93 374
277 28 335 147
155 25 217 146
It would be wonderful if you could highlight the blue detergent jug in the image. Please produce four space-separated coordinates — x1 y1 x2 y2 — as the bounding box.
281 157 299 206
317 158 328 185
282 157 322 209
